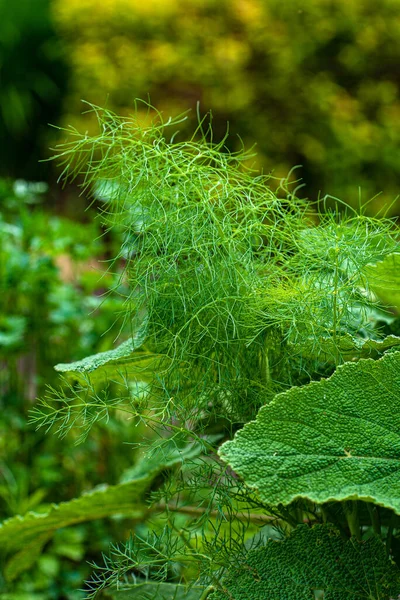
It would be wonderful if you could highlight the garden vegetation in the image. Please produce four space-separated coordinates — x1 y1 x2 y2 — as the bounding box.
2 104 400 598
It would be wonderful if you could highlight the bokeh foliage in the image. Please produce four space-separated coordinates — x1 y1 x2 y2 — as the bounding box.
0 181 139 599
0 0 67 179
53 0 400 213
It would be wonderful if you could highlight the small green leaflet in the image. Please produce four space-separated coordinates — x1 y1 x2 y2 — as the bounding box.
100 581 206 599
209 524 400 599
219 351 400 512
365 253 400 312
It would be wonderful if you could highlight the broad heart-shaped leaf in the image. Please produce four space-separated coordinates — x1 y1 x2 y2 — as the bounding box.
100 582 206 599
366 253 400 313
55 322 169 384
219 351 400 512
209 524 400 600
0 446 194 581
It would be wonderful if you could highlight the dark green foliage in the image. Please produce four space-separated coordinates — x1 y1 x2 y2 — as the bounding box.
0 1 67 178
0 181 139 598
209 525 400 599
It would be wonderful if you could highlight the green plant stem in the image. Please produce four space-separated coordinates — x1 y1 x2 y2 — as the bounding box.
199 588 213 600
343 501 360 540
367 503 381 536
386 512 397 556
332 242 340 366
166 516 224 593
155 502 276 524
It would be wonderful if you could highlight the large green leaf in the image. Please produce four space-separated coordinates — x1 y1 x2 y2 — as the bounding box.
55 323 167 384
366 253 400 312
209 524 400 599
0 446 194 581
101 582 206 599
219 351 400 511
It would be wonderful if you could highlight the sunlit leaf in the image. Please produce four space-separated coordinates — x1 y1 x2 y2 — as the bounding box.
295 332 400 362
366 253 400 312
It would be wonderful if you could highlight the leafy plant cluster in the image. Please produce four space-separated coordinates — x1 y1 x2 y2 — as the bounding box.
0 180 141 599
3 105 400 599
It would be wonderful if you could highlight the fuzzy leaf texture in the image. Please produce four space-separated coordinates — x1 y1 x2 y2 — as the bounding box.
100 581 206 599
366 253 400 313
209 524 400 599
0 447 191 581
219 351 400 511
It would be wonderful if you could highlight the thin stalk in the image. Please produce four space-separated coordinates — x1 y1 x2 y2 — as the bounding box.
386 512 397 556
343 501 361 540
367 503 381 536
166 516 224 593
199 588 213 600
332 241 340 366
155 502 276 525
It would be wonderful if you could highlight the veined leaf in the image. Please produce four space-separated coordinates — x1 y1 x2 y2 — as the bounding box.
55 324 167 384
219 351 400 511
100 581 206 599
366 253 400 312
209 524 400 599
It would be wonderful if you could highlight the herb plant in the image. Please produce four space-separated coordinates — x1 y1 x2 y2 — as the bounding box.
3 104 400 599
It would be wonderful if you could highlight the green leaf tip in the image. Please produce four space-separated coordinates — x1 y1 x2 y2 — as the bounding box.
219 351 400 512
295 332 400 363
54 322 165 384
209 524 400 599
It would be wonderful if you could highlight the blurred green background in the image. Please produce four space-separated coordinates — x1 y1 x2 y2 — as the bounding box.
1 0 400 597
3 0 400 212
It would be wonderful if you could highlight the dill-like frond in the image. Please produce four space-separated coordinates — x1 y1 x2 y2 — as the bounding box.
49 103 399 420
